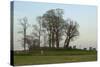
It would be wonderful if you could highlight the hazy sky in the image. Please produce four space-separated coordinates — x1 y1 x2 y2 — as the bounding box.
13 1 97 50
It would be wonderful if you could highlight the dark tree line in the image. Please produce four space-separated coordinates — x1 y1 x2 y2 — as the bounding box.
18 8 79 51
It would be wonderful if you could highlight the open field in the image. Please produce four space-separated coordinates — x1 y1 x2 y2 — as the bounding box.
14 48 97 66
14 55 97 66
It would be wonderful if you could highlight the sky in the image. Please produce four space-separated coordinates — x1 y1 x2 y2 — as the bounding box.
13 1 97 50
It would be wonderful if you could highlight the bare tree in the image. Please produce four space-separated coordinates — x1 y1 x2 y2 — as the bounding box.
64 19 79 48
54 8 65 48
42 8 65 48
42 10 54 48
32 16 42 47
18 17 29 51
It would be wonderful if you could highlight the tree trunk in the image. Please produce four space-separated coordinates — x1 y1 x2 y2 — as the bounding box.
56 31 59 48
39 31 40 47
64 37 67 48
24 27 26 51
49 33 51 48
52 31 55 48
56 38 59 48
66 38 70 48
64 36 70 48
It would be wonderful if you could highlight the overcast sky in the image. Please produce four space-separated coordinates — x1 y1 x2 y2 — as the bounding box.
13 1 97 50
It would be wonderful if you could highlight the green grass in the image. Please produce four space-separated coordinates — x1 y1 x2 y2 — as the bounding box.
14 48 97 56
14 48 97 66
14 55 97 66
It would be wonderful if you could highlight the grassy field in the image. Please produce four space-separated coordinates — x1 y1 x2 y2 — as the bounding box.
14 48 97 66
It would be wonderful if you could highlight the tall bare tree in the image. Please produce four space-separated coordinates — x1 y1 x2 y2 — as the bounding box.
64 19 79 48
32 16 42 47
42 8 65 48
18 17 29 51
42 10 54 48
54 8 65 48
